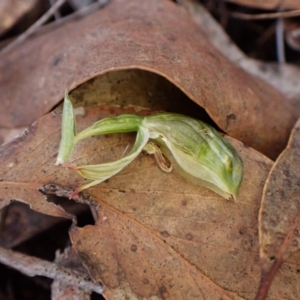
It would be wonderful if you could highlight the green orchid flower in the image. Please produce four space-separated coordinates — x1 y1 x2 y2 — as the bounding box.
56 94 243 200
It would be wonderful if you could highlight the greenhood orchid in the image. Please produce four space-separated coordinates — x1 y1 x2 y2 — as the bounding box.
56 93 243 200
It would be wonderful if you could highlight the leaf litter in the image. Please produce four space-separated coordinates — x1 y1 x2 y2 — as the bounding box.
0 0 299 299
0 102 278 299
0 0 296 158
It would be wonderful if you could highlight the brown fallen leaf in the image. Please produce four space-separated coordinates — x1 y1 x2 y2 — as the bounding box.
0 0 296 158
178 0 300 107
0 123 68 219
0 103 277 299
257 118 300 300
65 107 277 299
67 130 286 299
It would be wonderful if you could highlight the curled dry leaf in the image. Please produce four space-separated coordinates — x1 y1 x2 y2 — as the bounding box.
0 0 296 158
0 104 281 299
257 118 300 299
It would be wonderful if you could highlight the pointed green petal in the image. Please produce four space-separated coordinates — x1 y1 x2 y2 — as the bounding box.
74 114 143 145
70 127 150 195
56 92 76 165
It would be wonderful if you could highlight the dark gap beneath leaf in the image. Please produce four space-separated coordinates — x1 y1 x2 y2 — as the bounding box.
0 215 103 299
0 264 105 300
92 291 106 300
14 215 71 261
46 194 96 227
199 0 300 63
0 199 101 299
0 202 71 249
0 214 71 300
0 196 95 250
66 69 223 132
0 263 52 300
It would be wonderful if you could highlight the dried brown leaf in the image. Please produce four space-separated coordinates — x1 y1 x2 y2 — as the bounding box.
257 118 300 299
66 107 275 299
0 0 296 158
0 104 277 299
0 115 69 219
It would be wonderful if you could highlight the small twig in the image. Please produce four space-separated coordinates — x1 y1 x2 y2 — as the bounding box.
0 0 67 57
0 246 103 294
254 259 284 300
50 0 62 20
231 9 300 20
275 13 285 63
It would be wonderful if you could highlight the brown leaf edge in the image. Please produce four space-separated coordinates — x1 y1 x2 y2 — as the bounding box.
255 118 300 300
